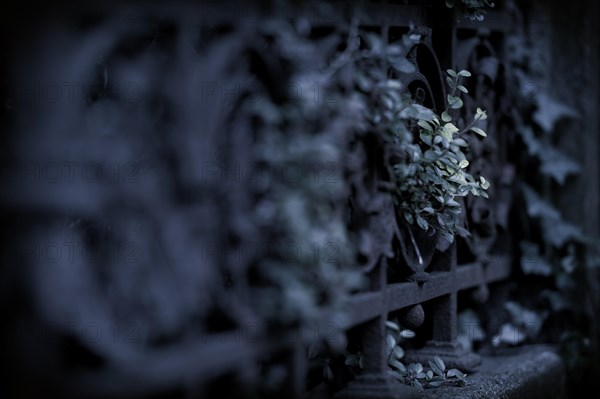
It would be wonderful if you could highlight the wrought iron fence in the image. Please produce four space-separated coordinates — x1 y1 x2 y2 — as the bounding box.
1 1 519 398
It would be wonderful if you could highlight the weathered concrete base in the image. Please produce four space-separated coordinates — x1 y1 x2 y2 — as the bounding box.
333 373 419 399
420 345 566 399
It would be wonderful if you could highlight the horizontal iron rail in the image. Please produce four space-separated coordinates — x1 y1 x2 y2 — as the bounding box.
339 255 511 329
64 256 510 396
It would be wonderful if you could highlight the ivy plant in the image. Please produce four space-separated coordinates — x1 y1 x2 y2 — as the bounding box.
494 13 600 394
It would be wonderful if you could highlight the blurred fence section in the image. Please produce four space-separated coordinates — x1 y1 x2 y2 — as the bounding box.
0 1 517 398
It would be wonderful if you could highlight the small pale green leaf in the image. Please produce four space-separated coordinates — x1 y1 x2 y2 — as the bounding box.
428 359 444 377
386 335 396 350
385 79 403 90
420 133 433 145
457 85 468 93
389 358 406 371
391 345 405 360
480 176 490 189
441 111 452 122
444 123 459 134
418 120 432 130
433 356 446 373
400 329 416 339
459 160 469 169
416 215 429 231
453 138 468 147
449 97 463 109
391 58 417 74
475 107 487 120
385 320 400 331
446 199 460 207
447 69 457 78
446 369 465 379
470 127 487 137
458 70 472 77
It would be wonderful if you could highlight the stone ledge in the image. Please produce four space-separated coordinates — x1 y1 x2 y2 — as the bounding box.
420 345 566 399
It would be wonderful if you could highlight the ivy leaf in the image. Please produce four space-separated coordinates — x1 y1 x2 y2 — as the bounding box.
533 93 578 134
519 241 552 276
522 185 560 220
505 302 547 337
492 323 526 346
541 218 582 248
539 147 580 185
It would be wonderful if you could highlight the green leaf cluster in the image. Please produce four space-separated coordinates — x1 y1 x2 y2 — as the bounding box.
384 321 467 389
391 69 490 243
445 0 495 21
